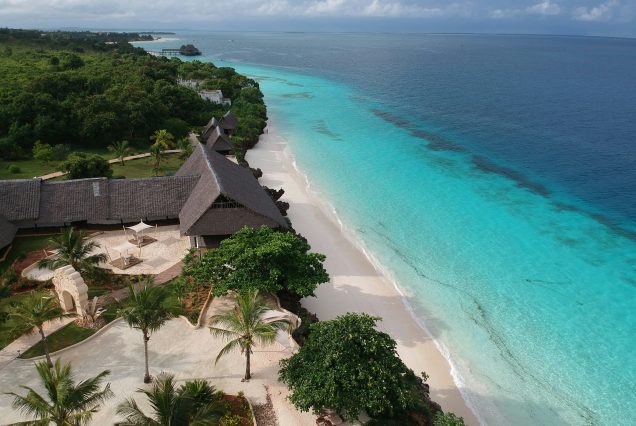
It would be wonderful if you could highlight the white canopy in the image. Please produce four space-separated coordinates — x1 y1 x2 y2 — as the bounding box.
110 241 139 254
126 221 154 234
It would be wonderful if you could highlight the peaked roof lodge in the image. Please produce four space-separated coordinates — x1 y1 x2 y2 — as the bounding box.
0 139 286 251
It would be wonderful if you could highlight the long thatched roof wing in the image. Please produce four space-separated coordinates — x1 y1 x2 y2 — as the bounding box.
177 143 287 235
109 176 199 222
36 178 110 226
0 215 17 249
0 179 41 221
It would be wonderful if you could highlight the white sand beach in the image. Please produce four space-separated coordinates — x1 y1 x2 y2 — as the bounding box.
247 123 480 425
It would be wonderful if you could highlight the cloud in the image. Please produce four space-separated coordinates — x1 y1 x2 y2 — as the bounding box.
491 1 561 19
573 0 619 21
0 0 472 21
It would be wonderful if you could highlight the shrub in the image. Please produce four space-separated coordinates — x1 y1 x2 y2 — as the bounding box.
51 144 71 161
279 313 417 421
7 164 21 174
434 412 466 426
220 414 249 426
59 153 113 179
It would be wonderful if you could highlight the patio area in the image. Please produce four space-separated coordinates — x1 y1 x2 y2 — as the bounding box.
24 225 191 281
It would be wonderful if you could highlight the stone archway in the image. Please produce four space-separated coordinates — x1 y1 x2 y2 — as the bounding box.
52 265 88 316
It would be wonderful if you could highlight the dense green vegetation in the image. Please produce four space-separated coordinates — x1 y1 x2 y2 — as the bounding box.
0 28 266 163
279 312 465 425
182 226 329 298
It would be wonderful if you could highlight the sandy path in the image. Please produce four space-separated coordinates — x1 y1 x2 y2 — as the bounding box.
247 124 480 425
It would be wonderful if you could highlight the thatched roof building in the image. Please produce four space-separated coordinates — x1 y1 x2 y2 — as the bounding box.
205 126 233 155
177 143 286 240
179 44 201 56
219 111 239 136
202 117 220 140
0 143 286 249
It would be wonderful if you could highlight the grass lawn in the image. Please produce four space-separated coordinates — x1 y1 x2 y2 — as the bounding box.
0 148 150 179
111 153 185 178
0 235 52 274
0 147 119 180
20 323 95 358
19 304 120 358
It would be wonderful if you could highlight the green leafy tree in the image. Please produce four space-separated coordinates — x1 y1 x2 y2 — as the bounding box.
59 153 113 179
32 141 54 164
7 292 69 367
434 412 466 426
279 313 415 421
118 281 180 383
6 359 113 425
38 227 107 275
183 226 329 297
108 140 131 165
209 289 288 381
116 373 226 425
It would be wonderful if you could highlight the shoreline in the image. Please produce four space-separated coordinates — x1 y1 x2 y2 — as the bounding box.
246 121 480 425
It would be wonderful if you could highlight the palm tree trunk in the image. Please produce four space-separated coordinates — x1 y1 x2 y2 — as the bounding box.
245 348 251 381
39 326 53 368
143 330 151 383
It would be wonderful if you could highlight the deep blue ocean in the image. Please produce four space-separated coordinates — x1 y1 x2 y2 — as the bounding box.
135 33 636 425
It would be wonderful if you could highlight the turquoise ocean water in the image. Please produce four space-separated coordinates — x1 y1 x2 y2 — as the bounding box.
135 34 636 425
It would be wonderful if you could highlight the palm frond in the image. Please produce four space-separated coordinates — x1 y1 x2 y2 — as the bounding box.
214 338 243 364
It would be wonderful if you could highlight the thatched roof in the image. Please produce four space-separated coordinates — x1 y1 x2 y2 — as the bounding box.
202 117 220 140
177 143 287 235
206 126 233 153
36 178 110 226
109 176 199 222
0 179 41 221
0 215 17 249
219 111 239 131
0 139 284 245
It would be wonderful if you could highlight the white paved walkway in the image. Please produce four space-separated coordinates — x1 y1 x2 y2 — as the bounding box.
0 318 315 425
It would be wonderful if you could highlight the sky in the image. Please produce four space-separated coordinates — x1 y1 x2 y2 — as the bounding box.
0 0 635 37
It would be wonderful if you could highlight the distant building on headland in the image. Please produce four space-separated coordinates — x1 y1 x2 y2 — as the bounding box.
199 90 231 106
176 79 231 106
179 44 201 56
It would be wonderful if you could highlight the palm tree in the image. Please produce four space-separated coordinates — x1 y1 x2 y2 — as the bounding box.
116 373 225 425
108 140 132 165
150 129 175 152
118 282 180 383
209 289 288 381
177 136 194 161
6 359 113 425
38 227 107 275
149 144 165 177
8 292 69 368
